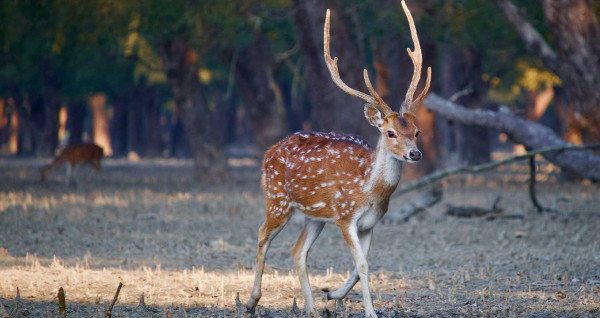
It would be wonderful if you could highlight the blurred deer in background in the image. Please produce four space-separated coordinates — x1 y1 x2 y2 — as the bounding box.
41 143 104 184
247 1 431 317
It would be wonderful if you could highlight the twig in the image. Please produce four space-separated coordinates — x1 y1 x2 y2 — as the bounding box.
449 86 474 102
275 43 300 62
392 144 600 199
529 155 544 213
58 287 66 318
105 282 123 318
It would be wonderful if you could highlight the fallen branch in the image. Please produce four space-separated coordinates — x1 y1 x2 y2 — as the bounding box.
424 94 600 181
446 197 502 218
105 282 123 318
392 144 600 199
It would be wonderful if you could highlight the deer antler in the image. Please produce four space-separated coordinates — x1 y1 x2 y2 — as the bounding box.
399 0 431 115
324 9 394 116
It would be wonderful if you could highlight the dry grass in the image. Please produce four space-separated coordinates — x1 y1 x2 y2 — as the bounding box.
0 157 599 317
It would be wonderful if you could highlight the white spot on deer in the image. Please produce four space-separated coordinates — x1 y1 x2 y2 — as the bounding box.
312 202 326 209
302 187 307 191
334 191 342 199
350 201 356 207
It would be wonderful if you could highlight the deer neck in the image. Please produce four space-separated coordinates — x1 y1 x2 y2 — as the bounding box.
363 136 403 197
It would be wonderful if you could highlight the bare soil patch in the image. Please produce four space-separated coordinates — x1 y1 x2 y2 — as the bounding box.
0 158 599 317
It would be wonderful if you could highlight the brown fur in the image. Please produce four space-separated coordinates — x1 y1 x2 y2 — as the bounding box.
41 144 104 182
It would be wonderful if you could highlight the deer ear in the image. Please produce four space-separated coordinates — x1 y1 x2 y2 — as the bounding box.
364 104 384 127
403 112 416 121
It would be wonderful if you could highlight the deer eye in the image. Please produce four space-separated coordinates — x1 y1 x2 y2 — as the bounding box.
387 131 396 138
415 131 420 138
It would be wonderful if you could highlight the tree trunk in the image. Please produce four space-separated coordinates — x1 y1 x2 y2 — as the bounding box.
169 105 188 157
494 0 600 143
235 35 287 153
90 94 113 156
144 87 162 157
159 39 228 182
109 95 127 156
68 100 86 146
40 69 61 156
127 87 143 156
440 45 491 166
127 85 162 157
292 0 375 141
424 94 600 181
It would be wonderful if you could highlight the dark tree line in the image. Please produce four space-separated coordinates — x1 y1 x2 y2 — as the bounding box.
1 0 599 181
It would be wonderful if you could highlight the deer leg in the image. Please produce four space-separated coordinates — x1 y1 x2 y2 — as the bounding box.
292 218 325 317
327 229 372 300
246 217 288 313
342 225 377 318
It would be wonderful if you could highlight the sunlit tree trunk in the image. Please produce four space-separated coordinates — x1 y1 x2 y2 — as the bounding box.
89 93 113 156
524 86 554 121
9 109 18 154
57 105 67 146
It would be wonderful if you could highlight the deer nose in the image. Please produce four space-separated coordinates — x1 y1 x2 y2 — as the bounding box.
409 150 421 161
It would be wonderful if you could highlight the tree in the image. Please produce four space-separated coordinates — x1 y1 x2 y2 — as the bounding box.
292 0 376 141
494 0 600 143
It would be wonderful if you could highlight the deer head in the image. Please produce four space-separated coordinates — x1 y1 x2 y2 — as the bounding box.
324 1 431 163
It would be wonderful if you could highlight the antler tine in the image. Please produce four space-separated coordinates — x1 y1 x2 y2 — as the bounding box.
415 66 432 105
364 69 394 115
324 9 392 116
399 0 430 114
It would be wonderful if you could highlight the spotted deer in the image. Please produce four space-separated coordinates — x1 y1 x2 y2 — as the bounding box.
247 1 431 317
41 143 104 183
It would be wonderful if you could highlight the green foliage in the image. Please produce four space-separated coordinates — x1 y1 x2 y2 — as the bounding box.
0 0 564 119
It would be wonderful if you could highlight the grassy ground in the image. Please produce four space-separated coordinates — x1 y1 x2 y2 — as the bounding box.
0 157 599 317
